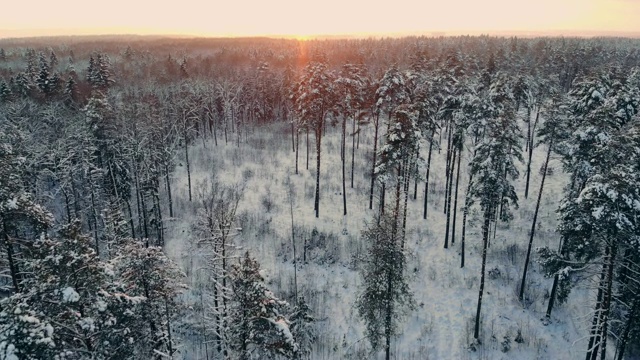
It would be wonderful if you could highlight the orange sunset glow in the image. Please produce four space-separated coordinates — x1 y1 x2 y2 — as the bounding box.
1 0 640 38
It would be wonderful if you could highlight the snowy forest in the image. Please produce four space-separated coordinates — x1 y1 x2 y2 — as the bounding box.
0 35 640 359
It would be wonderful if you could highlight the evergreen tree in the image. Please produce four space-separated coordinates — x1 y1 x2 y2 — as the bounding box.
0 80 12 102
1 223 146 359
468 74 522 344
289 297 316 360
229 251 298 359
356 212 414 360
113 239 186 358
293 58 335 218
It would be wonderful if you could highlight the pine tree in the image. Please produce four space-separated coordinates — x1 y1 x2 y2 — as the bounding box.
0 80 12 102
293 58 335 218
289 297 316 360
113 239 186 358
356 212 414 360
468 74 522 344
537 68 640 360
1 222 146 359
229 251 298 359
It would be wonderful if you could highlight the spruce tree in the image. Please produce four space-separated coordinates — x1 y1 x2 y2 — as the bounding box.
356 212 414 360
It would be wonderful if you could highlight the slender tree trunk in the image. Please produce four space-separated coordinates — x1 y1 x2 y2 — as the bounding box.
213 113 218 146
140 190 150 244
598 242 617 360
288 178 298 302
460 172 474 268
200 291 210 360
524 135 534 199
423 138 434 219
519 143 551 301
164 163 173 218
126 199 136 239
185 132 192 202
385 249 393 360
291 119 295 152
586 258 608 360
401 159 411 248
342 115 347 216
444 149 456 248
369 113 380 210
314 127 322 218
474 211 492 341
306 128 309 170
616 298 638 360
164 297 174 356
444 126 453 214
451 147 462 246
90 186 100 256
351 113 356 188
295 129 300 175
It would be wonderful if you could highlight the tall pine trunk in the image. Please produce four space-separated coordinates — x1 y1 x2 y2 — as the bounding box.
314 125 322 218
185 130 192 202
519 143 551 301
443 125 453 214
460 172 474 268
423 138 434 219
451 147 462 246
444 149 456 248
369 113 380 210
474 210 492 341
351 113 356 188
342 115 347 216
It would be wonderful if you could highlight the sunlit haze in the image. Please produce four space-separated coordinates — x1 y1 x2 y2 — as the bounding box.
1 0 640 38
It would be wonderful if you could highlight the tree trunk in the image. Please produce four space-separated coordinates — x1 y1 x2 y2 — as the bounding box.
423 138 434 219
306 128 309 171
460 172 474 268
90 186 100 256
213 113 218 146
474 211 492 341
444 149 456 249
126 199 136 239
616 298 638 360
342 115 347 216
291 118 295 152
351 113 356 188
451 147 462 246
401 159 411 248
295 129 300 175
369 113 380 210
598 242 617 360
519 143 551 301
314 127 322 218
444 126 453 214
586 259 608 360
165 164 173 218
185 133 192 202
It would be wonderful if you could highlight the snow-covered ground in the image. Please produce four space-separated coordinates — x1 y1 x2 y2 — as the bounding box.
165 120 596 359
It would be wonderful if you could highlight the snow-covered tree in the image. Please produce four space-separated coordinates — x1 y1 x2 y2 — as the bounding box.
356 212 414 360
293 58 335 218
229 251 298 359
1 222 146 359
468 74 522 343
113 239 186 358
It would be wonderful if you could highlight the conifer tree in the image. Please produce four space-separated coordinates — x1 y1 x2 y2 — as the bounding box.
468 74 522 343
293 57 335 218
356 212 414 360
229 251 298 360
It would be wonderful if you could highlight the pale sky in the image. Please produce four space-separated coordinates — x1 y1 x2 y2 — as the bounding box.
1 0 639 38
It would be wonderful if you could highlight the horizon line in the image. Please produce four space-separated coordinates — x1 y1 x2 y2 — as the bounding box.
2 28 640 42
